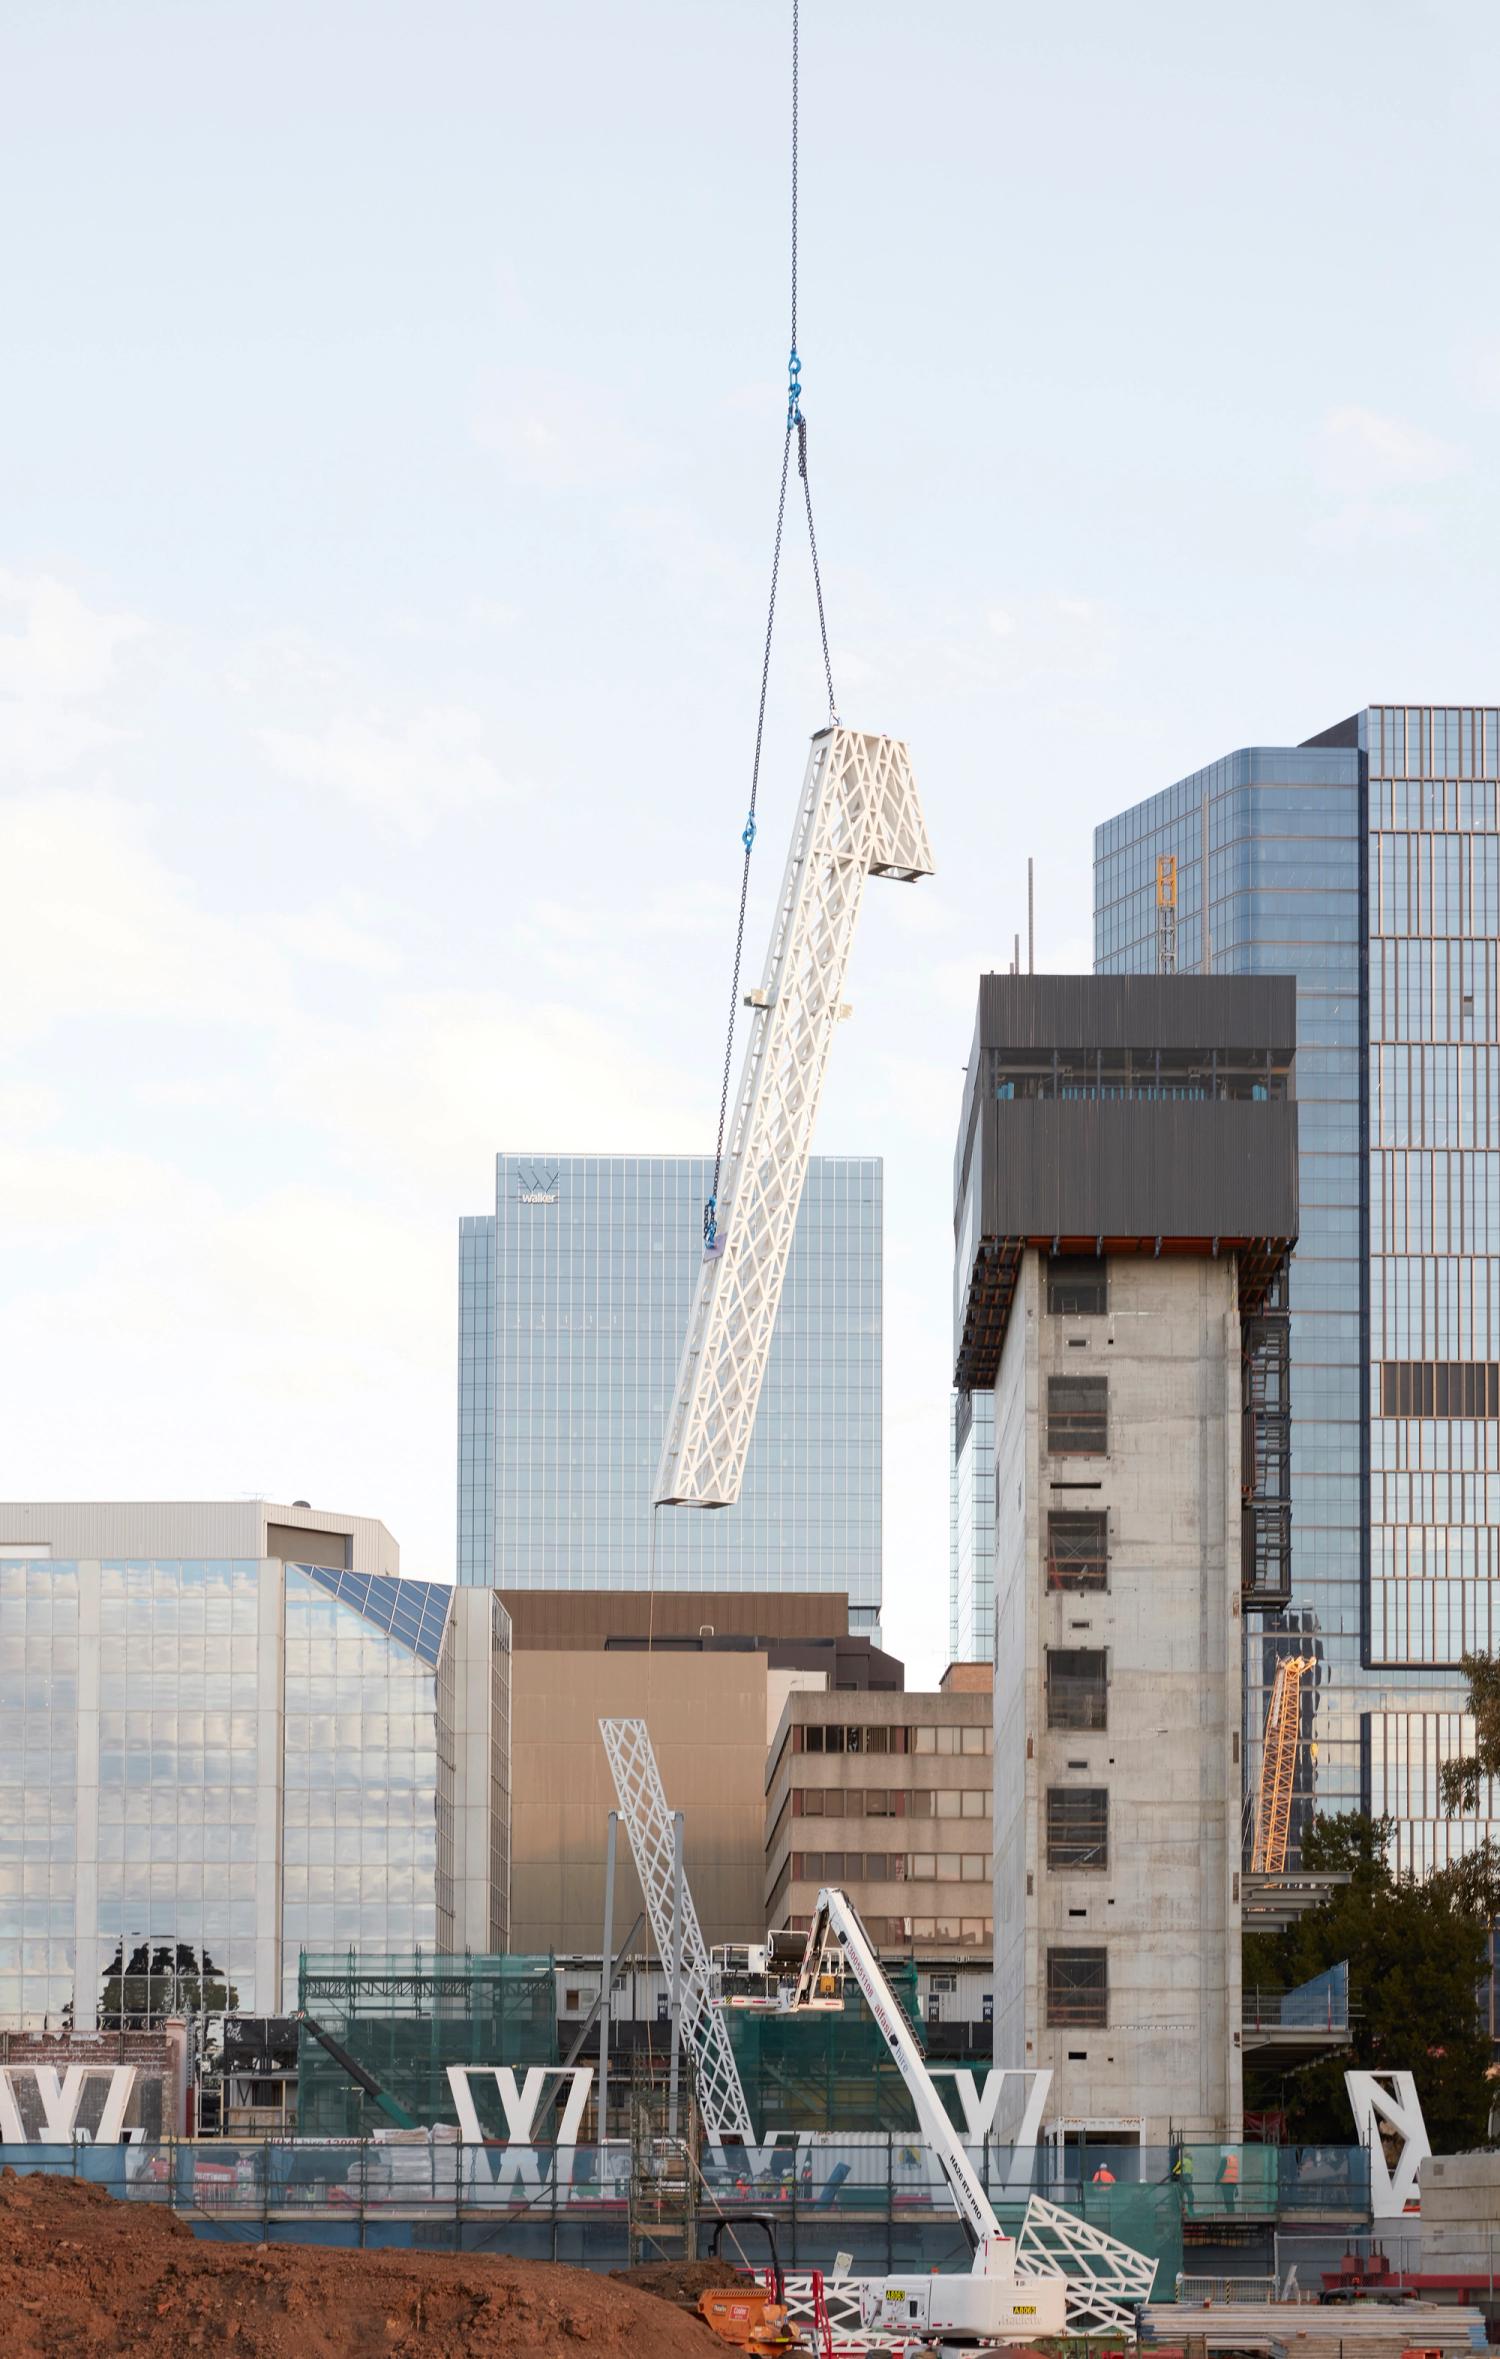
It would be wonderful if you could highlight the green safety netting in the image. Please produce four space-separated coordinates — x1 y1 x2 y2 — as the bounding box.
295 1951 557 2136
725 1964 930 2134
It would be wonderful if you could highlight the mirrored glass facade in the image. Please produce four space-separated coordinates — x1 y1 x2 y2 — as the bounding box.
458 1155 883 1629
0 1559 509 2028
1095 707 1500 1871
949 1387 995 1661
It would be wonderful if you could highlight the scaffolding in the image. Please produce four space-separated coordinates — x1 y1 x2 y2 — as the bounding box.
1242 1268 1292 1610
726 1961 925 2133
295 1950 557 2135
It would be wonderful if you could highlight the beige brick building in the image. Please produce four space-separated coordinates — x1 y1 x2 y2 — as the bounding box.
765 1687 993 1956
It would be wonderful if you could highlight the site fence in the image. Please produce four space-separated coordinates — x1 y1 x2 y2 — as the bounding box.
1272 2227 1500 2304
0 2137 1372 2274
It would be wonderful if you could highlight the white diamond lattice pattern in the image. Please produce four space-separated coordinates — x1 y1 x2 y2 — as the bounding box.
598 1716 755 2142
1015 2195 1160 2337
655 726 933 1508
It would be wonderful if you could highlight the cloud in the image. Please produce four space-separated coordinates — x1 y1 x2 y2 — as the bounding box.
257 706 510 838
0 572 149 777
471 375 654 492
278 989 707 1192
0 790 276 1046
1320 405 1464 495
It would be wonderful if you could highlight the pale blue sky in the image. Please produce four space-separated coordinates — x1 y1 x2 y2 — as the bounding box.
2 0 1498 1683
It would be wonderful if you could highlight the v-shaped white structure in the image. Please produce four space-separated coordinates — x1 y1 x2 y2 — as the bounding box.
656 726 933 1508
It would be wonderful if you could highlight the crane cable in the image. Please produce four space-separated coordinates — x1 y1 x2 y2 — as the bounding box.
703 0 839 1255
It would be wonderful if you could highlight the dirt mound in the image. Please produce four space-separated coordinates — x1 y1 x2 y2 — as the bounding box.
611 2258 746 2309
0 2168 727 2357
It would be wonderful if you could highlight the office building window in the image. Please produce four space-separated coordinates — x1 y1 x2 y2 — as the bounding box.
1047 1377 1108 1455
1379 1361 1500 1419
1046 1648 1108 1730
1047 1512 1109 1590
1047 1257 1107 1316
1046 1947 1108 2026
1046 1788 1108 1871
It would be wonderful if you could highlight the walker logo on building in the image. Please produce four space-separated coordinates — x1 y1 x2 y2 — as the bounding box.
515 1164 559 1205
0 2064 136 2144
446 2065 592 2147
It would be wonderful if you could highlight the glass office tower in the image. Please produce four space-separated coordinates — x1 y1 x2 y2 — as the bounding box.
1095 705 1500 1871
457 1154 883 1629
949 1387 995 1662
0 1557 509 2027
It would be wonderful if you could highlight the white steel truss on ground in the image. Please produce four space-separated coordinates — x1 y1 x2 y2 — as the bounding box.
655 727 933 1508
1016 2195 1160 2338
598 1716 755 2143
782 2273 895 2354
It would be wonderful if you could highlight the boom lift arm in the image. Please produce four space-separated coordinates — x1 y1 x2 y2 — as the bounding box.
791 1887 1007 2264
788 1888 1068 2352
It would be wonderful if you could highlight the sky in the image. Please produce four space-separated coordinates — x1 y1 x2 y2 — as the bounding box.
2 0 1499 1688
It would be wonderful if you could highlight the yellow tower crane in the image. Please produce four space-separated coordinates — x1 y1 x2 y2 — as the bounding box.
1250 1655 1316 1874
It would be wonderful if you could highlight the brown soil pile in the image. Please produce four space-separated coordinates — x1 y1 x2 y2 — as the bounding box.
0 2169 727 2358
610 2259 744 2310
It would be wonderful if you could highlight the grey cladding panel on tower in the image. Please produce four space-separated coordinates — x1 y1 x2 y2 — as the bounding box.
978 1098 1299 1243
974 972 1296 1058
953 974 1298 1385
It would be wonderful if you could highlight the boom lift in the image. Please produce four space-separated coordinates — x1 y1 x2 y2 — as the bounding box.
789 1888 1068 2352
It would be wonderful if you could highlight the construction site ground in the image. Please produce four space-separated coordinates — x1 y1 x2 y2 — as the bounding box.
0 2169 733 2357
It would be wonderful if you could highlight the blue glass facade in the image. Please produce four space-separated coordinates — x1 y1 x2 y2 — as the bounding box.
949 1387 995 1662
457 1154 883 1627
0 1558 506 2028
1095 708 1500 1870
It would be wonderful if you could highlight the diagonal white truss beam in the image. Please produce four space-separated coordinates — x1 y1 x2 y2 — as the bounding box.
656 726 933 1508
598 1716 755 2143
1016 2194 1160 2337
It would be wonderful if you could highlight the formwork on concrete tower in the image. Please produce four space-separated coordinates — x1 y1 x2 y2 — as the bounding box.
295 1949 558 2135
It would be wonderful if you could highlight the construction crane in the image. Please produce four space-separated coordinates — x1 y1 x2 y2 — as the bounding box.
1155 852 1177 974
656 726 932 1508
1250 1655 1315 1874
598 1716 756 2143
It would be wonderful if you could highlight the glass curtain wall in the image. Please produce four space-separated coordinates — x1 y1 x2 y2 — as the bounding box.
1096 710 1500 1874
458 1155 883 1627
1095 743 1366 1858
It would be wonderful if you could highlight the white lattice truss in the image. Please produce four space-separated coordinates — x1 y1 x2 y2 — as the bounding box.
1016 2195 1159 2338
1346 2069 1431 2218
598 1716 755 2143
782 2273 896 2355
655 727 933 1507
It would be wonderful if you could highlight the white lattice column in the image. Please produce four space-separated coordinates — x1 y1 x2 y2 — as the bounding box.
656 727 933 1508
598 1717 755 2142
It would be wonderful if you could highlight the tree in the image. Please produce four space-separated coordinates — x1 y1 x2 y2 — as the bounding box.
1242 1812 1494 2152
1441 1650 1500 1814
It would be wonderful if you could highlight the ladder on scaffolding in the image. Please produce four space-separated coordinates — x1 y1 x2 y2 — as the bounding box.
627 2053 699 2265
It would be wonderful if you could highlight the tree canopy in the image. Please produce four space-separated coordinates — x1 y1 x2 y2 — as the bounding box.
1440 1650 1500 1815
1243 1811 1495 2151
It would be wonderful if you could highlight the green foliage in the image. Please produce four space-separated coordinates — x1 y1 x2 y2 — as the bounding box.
1243 1812 1494 2152
1441 1651 1500 1814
